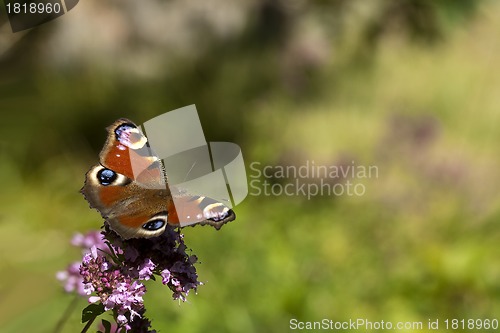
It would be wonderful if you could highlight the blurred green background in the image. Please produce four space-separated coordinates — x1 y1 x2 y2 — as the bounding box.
1 0 500 332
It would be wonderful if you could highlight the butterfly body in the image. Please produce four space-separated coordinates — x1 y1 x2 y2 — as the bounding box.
82 119 235 239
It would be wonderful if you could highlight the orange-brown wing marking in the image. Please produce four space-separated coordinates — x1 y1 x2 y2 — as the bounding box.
166 199 180 226
98 119 154 180
98 186 129 207
117 214 151 228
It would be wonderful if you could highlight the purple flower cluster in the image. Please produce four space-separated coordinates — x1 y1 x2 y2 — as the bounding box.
81 246 149 330
104 225 201 302
56 261 85 295
57 231 105 296
57 226 201 332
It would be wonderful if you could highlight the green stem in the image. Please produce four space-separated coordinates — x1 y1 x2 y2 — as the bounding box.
81 315 96 333
53 295 79 333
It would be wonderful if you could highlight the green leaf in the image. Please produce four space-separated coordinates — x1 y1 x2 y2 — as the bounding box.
82 303 105 323
101 319 112 333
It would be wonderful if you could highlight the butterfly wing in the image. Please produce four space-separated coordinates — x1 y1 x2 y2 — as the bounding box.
81 119 175 238
170 189 236 230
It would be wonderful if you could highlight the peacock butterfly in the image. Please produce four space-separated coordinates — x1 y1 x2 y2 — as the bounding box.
81 118 235 239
